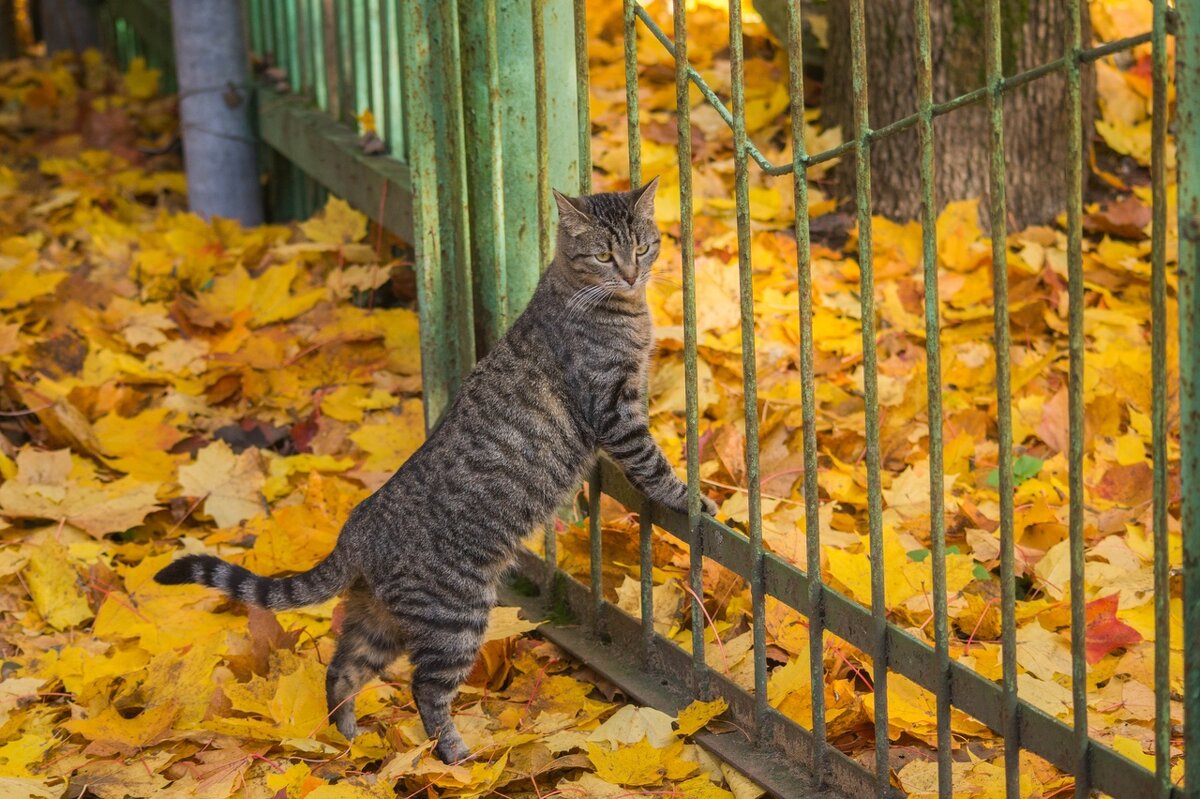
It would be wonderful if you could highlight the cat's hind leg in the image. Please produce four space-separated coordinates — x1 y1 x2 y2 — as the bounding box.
404 618 487 764
326 590 406 740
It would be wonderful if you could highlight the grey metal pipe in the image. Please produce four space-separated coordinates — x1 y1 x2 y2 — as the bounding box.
170 0 263 225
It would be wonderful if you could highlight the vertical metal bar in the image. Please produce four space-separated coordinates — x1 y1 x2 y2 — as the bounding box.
399 0 448 429
786 0 824 768
728 0 766 740
533 0 550 267
284 0 300 91
673 0 706 692
847 0 887 789
1065 1 1089 796
573 0 590 193
295 0 310 95
326 0 343 121
261 0 276 63
333 0 351 121
589 467 603 630
1178 3 1200 796
248 0 262 54
639 513 654 656
461 0 508 348
352 0 370 115
529 0 556 600
622 0 640 187
984 1 1019 796
384 0 405 156
430 0 475 398
313 0 329 110
913 0 949 794
367 0 386 140
1150 2 1171 797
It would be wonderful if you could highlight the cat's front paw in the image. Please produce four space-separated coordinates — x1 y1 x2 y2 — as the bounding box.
660 492 718 518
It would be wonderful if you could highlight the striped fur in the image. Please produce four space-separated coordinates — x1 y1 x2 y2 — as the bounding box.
154 177 715 764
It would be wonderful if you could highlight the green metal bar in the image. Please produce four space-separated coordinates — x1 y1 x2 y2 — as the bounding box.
428 0 475 398
1150 2 1171 798
261 0 275 62
785 0 824 775
913 0 949 795
334 0 351 122
1065 1 1089 796
398 0 449 427
248 0 262 54
727 0 766 742
295 0 311 95
384 0 404 156
1179 4 1200 796
284 0 300 91
590 467 603 630
460 0 508 349
639 513 653 657
672 0 705 694
309 0 328 111
574 0 590 193
497 0 541 312
846 0 887 790
984 1 1019 796
533 0 550 266
623 0 640 187
367 0 386 140
352 0 370 115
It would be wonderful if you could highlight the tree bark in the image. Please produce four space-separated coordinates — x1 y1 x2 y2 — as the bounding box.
39 0 101 54
823 0 1095 229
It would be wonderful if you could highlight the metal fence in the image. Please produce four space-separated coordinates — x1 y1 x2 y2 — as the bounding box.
102 1 1197 797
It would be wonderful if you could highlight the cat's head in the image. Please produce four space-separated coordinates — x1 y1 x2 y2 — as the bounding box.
552 177 661 292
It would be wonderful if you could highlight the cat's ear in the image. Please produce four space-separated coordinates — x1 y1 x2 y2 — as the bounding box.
554 189 592 233
629 175 659 219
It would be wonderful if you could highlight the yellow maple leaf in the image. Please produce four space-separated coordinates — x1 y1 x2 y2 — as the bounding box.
0 266 66 310
349 399 426 470
242 472 362 575
675 697 728 736
587 738 697 786
63 702 180 749
123 56 161 100
356 109 378 136
0 449 161 537
24 538 92 631
177 441 266 528
208 262 327 327
300 197 369 246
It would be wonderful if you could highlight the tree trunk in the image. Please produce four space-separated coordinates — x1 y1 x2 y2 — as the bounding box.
823 0 1095 229
39 0 101 54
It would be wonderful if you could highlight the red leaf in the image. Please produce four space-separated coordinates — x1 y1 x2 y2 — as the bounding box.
1084 594 1142 664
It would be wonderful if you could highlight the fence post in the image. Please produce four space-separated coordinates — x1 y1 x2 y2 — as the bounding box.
495 0 579 317
40 0 100 53
169 0 263 226
1177 3 1200 795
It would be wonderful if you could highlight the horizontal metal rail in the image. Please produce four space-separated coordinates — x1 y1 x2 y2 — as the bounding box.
256 88 414 239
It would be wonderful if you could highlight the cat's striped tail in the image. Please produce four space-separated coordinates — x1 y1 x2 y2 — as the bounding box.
153 549 349 610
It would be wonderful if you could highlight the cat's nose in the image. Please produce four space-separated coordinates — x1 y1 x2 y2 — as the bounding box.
621 269 638 287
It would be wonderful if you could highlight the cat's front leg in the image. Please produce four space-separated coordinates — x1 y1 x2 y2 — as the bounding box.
600 422 717 516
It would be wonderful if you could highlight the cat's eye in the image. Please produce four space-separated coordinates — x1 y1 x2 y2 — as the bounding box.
595 252 613 262
635 244 649 255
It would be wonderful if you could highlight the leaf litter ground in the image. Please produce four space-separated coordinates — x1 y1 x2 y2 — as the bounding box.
0 1 1187 797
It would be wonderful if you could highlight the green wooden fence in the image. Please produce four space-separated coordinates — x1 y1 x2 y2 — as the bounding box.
103 1 1197 797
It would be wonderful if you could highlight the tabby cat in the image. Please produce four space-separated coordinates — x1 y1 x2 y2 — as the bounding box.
154 177 717 764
